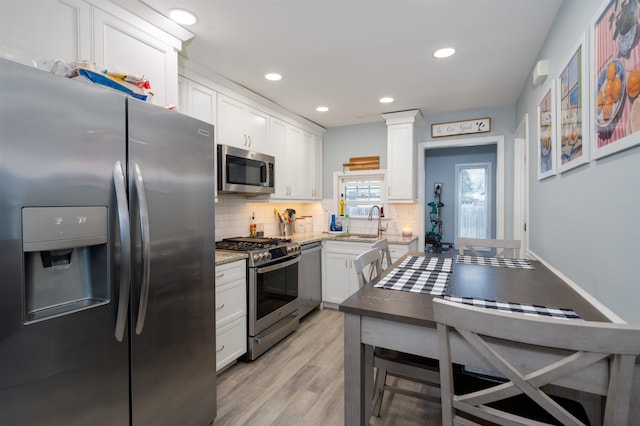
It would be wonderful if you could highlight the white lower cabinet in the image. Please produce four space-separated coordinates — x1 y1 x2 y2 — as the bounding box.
322 240 417 306
323 241 369 306
215 260 247 372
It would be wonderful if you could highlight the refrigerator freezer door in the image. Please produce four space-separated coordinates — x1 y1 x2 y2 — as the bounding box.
0 59 129 424
127 99 216 424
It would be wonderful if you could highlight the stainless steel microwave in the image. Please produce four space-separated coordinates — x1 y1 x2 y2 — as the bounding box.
217 144 275 195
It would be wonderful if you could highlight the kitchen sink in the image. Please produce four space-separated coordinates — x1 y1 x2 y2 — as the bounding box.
332 233 380 240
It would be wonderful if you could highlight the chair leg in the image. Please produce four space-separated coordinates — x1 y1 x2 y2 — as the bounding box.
371 368 388 417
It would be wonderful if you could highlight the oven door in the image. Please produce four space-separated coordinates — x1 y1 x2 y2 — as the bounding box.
249 256 299 336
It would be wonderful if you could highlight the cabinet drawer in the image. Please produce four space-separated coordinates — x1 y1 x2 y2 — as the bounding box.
215 281 246 327
215 259 246 287
216 317 247 372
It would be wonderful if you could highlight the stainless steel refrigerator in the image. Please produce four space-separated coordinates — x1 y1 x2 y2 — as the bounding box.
0 58 216 425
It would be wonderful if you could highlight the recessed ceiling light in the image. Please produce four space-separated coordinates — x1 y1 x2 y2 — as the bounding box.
316 106 329 112
265 73 282 81
434 47 455 59
379 97 394 104
168 8 198 25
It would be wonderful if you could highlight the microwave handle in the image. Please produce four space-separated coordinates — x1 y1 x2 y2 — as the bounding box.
261 163 268 185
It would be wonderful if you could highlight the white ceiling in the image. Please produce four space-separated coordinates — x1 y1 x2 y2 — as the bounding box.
131 0 563 128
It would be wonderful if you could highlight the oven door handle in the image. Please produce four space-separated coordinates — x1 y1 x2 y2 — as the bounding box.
256 256 300 274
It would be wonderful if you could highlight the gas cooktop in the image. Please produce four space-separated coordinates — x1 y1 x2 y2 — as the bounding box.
215 237 292 251
215 237 300 267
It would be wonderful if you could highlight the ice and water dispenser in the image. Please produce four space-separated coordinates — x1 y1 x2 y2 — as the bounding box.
22 206 109 323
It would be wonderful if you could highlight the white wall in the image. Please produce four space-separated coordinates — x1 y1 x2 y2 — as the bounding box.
516 0 640 323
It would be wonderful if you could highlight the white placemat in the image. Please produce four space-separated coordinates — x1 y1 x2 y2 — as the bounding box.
374 268 449 295
443 296 581 320
398 256 453 273
456 255 535 269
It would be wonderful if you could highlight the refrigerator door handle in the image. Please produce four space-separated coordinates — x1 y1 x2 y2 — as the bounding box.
113 161 131 342
134 163 151 335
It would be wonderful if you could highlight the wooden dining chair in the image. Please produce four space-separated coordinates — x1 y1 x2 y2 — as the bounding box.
371 238 393 271
433 297 640 426
355 243 441 418
457 237 522 258
353 247 383 288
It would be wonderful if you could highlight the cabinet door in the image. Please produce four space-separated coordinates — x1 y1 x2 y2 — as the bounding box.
323 252 350 304
245 107 269 154
93 8 178 107
217 95 246 148
387 123 415 201
270 118 289 198
298 130 314 199
312 134 323 199
0 0 91 65
179 77 217 124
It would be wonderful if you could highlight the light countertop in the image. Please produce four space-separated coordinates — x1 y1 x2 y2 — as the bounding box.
214 232 418 265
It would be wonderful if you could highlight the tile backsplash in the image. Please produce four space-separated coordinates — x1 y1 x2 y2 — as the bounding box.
214 195 420 240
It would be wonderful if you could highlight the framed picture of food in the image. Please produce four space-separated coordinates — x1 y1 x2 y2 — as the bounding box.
537 83 556 180
591 0 640 159
557 33 589 172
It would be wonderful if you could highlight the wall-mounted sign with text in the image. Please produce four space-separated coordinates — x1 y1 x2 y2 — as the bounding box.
431 117 491 138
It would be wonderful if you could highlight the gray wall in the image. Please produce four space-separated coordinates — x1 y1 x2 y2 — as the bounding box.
516 0 640 323
322 121 387 197
425 145 497 245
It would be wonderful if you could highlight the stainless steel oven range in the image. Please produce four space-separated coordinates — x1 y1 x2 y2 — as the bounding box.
215 237 301 360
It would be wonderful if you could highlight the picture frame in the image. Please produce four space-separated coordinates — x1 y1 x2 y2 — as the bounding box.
590 0 640 160
557 33 590 173
431 117 491 138
537 82 556 180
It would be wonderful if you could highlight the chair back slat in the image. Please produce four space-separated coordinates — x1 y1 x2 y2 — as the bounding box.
372 239 393 270
353 247 382 288
433 298 640 426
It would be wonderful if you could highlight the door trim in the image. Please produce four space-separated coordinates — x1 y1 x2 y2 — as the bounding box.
418 135 505 249
513 114 529 256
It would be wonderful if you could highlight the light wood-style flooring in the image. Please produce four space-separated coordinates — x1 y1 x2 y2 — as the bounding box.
214 307 441 426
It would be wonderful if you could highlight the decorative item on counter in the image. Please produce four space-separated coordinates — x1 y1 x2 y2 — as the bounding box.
274 208 284 223
380 205 385 218
339 193 345 216
256 223 264 237
426 183 444 252
295 220 305 233
402 225 413 238
329 214 342 232
344 214 351 234
249 223 257 237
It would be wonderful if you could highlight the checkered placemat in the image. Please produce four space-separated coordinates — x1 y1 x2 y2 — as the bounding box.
398 256 453 273
443 296 582 320
456 255 535 269
374 268 449 294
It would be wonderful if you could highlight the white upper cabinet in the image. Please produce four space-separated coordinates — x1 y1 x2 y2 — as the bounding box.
1 0 182 108
178 76 217 125
0 0 91 67
217 95 269 154
269 117 322 201
312 134 323 200
382 110 422 202
92 8 178 107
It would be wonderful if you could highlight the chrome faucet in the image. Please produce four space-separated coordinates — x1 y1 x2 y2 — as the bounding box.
368 205 387 238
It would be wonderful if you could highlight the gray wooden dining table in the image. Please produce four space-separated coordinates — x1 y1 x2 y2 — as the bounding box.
338 251 637 426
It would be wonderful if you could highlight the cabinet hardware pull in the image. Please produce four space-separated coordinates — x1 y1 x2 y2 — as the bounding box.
216 345 225 353
216 304 225 310
215 273 224 279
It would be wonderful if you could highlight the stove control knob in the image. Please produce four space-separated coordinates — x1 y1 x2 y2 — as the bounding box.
253 253 261 263
264 253 271 262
